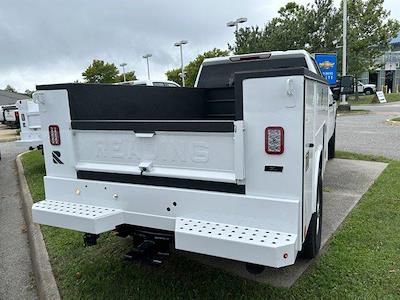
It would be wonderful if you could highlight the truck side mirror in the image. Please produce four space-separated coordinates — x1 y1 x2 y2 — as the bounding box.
340 75 354 95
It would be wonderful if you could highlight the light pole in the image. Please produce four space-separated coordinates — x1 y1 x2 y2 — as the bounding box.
174 40 188 87
143 54 152 80
341 0 348 104
227 17 247 33
120 63 127 82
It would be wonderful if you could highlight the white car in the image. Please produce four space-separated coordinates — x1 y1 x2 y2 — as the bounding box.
118 80 180 87
356 81 376 95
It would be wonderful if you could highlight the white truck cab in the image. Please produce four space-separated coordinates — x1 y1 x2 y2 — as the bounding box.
16 99 42 149
32 50 340 270
356 81 376 95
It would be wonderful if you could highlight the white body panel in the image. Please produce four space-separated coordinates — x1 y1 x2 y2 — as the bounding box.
73 129 244 183
33 50 335 268
16 99 42 148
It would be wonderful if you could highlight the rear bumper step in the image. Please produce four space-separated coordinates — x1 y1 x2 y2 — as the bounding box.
32 200 123 234
32 201 298 267
175 218 297 268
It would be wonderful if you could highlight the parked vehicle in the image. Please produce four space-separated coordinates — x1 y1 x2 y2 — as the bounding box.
0 106 4 123
16 99 42 150
32 50 351 270
2 104 20 128
118 80 180 87
356 81 376 95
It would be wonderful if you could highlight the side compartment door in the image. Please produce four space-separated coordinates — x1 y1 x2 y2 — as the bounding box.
303 79 315 241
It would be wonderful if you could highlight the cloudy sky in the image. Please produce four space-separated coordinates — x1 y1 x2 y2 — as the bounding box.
0 0 399 92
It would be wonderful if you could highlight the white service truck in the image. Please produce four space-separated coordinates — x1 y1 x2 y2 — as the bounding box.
32 50 351 270
2 104 20 128
16 99 43 149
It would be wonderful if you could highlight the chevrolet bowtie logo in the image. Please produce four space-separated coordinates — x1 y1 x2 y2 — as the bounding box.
319 61 335 69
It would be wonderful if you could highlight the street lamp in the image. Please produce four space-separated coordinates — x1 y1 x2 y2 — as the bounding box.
174 40 188 87
143 54 152 80
227 17 248 33
119 63 127 82
341 0 348 104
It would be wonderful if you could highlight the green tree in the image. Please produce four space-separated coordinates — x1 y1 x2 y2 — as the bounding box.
231 0 399 77
345 0 400 77
230 1 336 54
4 85 17 93
166 48 230 87
165 68 182 86
82 60 120 83
116 71 137 83
25 89 35 97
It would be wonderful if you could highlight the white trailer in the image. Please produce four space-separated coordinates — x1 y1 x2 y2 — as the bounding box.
32 50 348 269
15 99 42 149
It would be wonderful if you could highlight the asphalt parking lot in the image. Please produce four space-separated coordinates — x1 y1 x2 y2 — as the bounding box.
0 124 19 143
337 101 400 160
0 141 37 299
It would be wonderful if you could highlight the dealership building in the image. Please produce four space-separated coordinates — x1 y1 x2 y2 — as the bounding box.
360 33 400 93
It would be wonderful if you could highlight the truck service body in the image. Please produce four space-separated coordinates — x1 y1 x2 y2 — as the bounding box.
32 50 336 268
16 99 42 149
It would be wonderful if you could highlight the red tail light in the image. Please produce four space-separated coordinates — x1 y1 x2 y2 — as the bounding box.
14 111 19 120
49 125 61 145
265 127 284 155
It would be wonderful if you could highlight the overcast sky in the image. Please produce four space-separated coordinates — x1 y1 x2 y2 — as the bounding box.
0 0 398 92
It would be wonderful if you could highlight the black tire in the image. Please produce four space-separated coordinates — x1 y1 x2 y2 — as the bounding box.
301 170 323 259
364 88 373 95
328 129 336 160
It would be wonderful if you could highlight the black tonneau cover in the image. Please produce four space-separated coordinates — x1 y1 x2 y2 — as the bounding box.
37 68 326 132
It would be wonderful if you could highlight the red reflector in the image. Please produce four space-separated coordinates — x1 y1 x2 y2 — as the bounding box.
49 125 61 145
265 127 284 155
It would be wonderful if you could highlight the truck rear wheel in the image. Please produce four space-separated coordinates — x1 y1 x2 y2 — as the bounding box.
328 130 335 160
301 171 323 258
364 88 373 95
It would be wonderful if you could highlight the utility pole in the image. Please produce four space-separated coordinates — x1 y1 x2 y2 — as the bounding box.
341 0 348 104
120 63 127 82
174 40 188 87
143 54 152 80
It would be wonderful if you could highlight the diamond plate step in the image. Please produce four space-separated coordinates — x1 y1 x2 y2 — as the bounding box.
32 200 123 234
175 217 298 268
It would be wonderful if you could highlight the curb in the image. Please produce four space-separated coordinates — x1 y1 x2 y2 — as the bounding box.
337 111 370 117
16 154 61 300
0 137 19 143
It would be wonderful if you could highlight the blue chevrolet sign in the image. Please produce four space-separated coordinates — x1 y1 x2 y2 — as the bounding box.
314 53 337 85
